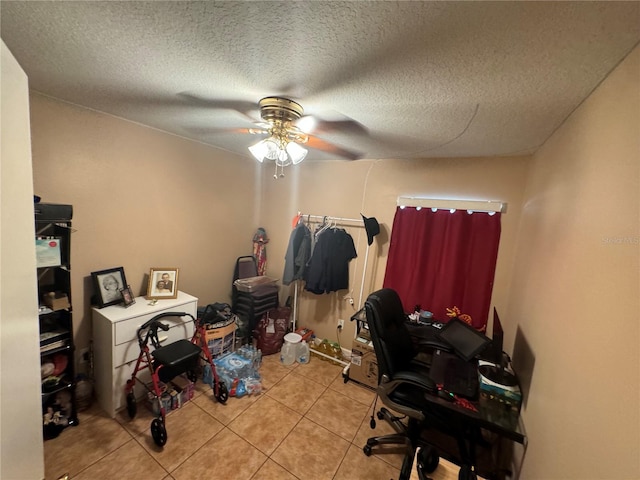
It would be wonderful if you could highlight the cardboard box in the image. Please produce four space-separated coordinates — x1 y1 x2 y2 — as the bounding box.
43 292 70 311
349 336 378 389
205 321 236 358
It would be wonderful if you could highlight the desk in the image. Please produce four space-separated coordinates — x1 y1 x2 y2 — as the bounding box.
407 322 526 479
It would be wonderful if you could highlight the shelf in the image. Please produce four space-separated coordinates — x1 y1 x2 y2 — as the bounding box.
35 203 77 439
40 343 72 356
41 376 73 396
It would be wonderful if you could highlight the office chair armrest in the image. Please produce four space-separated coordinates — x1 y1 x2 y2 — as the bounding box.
388 370 436 393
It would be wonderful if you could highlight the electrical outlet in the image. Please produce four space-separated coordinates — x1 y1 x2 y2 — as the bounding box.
348 298 354 306
79 347 90 364
337 319 345 330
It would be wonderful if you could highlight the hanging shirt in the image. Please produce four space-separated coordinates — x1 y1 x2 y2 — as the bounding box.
304 228 357 294
282 223 311 285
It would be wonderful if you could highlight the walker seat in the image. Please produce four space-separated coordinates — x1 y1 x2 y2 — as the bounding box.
152 339 201 383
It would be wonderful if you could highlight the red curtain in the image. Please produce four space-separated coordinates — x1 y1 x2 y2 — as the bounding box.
383 207 501 330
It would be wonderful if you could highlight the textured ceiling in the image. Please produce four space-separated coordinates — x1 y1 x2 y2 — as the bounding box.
1 1 639 162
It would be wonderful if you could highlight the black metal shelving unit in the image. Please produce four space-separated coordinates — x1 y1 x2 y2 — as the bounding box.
35 203 79 439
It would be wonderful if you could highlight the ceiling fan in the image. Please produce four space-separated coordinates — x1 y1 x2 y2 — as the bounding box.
193 95 365 178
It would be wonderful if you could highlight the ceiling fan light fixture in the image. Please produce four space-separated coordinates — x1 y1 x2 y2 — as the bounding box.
286 141 308 164
275 148 291 167
248 140 268 162
249 138 281 162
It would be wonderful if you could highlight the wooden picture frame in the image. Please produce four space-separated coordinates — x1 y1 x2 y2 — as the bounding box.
119 285 136 308
91 267 127 308
146 267 179 299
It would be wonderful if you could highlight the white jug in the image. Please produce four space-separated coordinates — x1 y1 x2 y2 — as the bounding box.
297 340 310 364
280 332 302 366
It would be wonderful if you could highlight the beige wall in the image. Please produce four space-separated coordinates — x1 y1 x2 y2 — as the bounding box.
1 41 45 480
509 47 639 479
30 94 260 365
258 156 529 343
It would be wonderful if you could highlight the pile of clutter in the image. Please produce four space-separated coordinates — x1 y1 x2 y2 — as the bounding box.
204 344 263 398
146 375 194 415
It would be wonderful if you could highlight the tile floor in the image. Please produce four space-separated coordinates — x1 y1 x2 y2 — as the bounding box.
44 353 465 480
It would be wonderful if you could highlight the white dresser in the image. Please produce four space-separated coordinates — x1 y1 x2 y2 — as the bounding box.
92 291 198 417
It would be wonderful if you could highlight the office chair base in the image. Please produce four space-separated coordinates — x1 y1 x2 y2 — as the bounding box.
364 433 411 456
378 407 408 435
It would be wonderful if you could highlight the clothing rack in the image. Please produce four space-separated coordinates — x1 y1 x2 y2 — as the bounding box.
298 214 365 227
291 213 365 365
292 213 366 321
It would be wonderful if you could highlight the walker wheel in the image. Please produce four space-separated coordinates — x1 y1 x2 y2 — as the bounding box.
126 392 137 419
150 418 167 447
215 380 228 404
363 444 373 456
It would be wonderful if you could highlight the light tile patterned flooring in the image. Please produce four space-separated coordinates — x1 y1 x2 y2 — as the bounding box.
44 353 464 480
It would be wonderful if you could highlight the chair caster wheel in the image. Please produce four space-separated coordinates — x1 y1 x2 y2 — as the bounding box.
376 411 385 420
417 446 439 473
458 465 477 480
363 444 373 456
150 418 167 447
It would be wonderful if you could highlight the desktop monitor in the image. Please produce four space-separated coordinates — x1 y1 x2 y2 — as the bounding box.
482 307 504 365
436 317 491 362
478 308 518 386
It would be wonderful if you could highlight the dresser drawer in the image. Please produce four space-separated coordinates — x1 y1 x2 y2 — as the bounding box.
114 320 194 367
113 309 195 346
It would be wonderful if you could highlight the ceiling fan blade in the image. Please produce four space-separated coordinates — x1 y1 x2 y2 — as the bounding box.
297 114 369 137
305 135 361 160
184 126 268 136
177 93 260 123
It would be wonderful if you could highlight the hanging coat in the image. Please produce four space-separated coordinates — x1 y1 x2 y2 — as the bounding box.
282 223 311 285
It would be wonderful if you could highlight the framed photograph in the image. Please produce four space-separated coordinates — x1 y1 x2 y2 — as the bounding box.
91 267 127 308
119 285 136 308
146 267 179 300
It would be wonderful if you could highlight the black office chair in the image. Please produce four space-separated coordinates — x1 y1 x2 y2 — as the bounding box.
363 288 481 480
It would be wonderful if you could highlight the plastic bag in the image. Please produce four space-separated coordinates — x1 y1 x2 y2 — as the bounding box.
253 307 290 355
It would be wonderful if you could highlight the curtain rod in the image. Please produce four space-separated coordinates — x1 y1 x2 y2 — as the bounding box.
396 196 507 214
298 213 365 226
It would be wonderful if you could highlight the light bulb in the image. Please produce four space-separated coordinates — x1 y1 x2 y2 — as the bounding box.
248 140 268 162
286 142 308 164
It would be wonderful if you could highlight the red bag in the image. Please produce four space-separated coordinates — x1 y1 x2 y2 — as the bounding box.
254 307 291 355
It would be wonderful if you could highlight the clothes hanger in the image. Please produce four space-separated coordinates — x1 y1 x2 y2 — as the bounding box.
316 216 332 236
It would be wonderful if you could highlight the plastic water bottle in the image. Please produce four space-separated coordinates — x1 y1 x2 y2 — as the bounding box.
280 341 296 365
297 340 310 364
